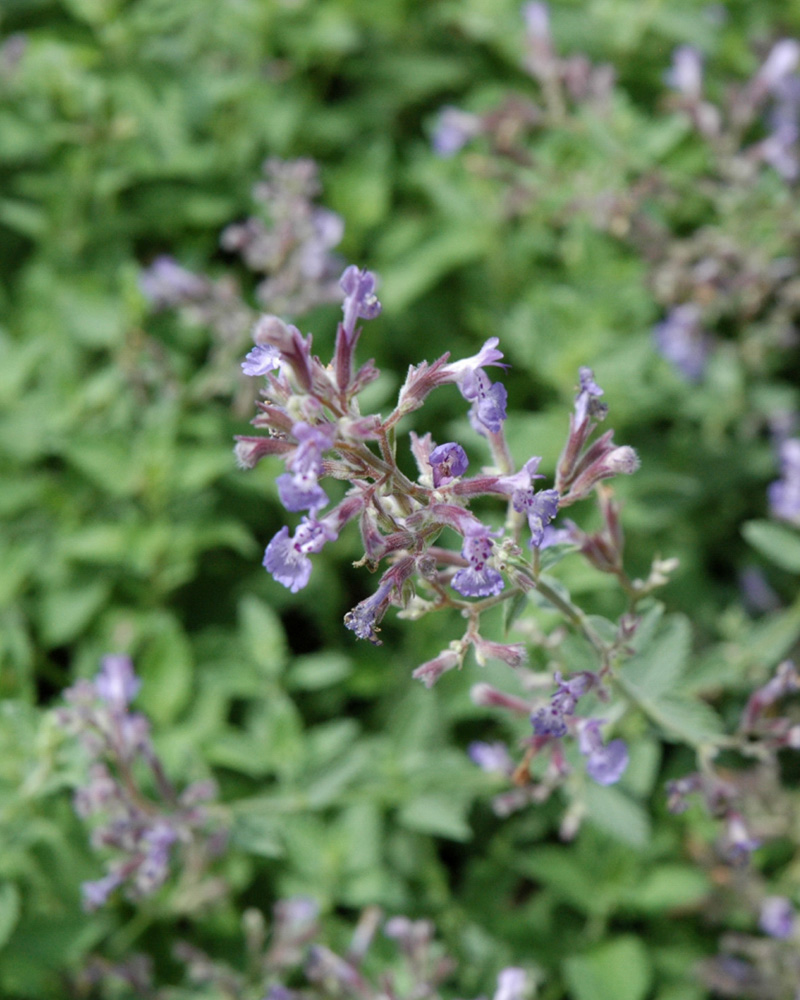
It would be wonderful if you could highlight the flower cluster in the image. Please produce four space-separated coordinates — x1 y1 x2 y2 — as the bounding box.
238 266 639 659
55 655 225 911
77 897 531 1000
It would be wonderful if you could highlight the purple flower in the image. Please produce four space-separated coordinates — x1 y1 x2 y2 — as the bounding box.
81 871 124 912
242 343 283 377
340 266 382 340
452 524 504 597
276 422 335 512
532 672 589 737
469 741 514 775
139 256 208 308
461 369 509 435
576 718 628 785
432 106 482 157
653 304 710 381
665 46 703 98
94 655 140 711
721 813 761 866
573 367 605 426
263 518 338 592
769 438 800 524
428 442 469 487
344 581 394 644
760 896 796 938
493 967 528 1000
514 487 559 547
757 40 800 92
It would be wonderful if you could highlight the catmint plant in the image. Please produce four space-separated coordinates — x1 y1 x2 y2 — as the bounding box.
56 655 226 912
235 261 685 810
78 898 532 1000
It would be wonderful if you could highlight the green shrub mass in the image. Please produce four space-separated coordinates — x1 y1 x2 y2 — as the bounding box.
2 0 800 997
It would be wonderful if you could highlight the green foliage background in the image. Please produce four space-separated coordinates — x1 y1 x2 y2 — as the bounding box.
2 0 800 997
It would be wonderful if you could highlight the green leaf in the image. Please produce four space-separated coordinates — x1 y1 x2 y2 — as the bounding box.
398 794 472 841
138 620 193 724
621 614 691 698
288 652 352 690
584 783 651 848
239 595 287 680
563 936 652 1000
0 883 21 950
230 813 284 859
742 520 800 573
624 865 709 913
38 581 110 647
649 694 723 744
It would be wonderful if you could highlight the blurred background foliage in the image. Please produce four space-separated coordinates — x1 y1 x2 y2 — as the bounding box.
2 0 800 997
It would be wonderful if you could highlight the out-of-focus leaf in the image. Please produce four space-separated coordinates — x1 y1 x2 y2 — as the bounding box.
742 520 800 573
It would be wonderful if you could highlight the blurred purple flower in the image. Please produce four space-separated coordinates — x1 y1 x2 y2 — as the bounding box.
576 718 628 785
760 896 796 938
432 106 482 156
653 303 710 381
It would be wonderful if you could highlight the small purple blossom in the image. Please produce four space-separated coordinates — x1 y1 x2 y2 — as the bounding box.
532 672 589 737
429 442 469 487
276 422 336 512
452 524 504 597
461 369 509 435
760 896 796 938
139 256 208 309
665 46 703 98
721 813 761 866
573 367 605 426
513 487 559 547
493 967 528 1000
432 106 482 157
469 741 514 775
653 303 710 381
757 39 800 92
768 438 800 524
263 517 338 592
576 718 629 785
94 654 140 711
340 266 382 339
242 342 283 377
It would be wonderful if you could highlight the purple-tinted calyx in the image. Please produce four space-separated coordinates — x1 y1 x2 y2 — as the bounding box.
428 441 469 487
576 718 629 785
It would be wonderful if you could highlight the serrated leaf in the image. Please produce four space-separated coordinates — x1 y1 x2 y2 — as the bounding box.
743 520 800 573
563 936 652 1000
